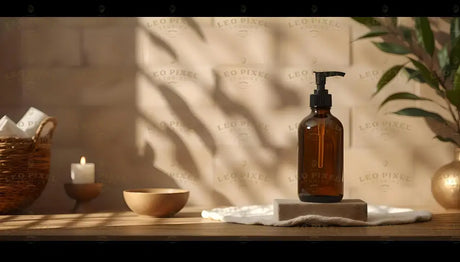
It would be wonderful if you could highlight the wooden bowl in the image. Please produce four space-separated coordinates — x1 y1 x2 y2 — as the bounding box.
123 188 189 217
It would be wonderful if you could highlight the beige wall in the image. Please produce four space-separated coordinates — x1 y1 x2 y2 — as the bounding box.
0 17 452 214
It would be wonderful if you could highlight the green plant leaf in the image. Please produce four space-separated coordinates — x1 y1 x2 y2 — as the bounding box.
434 135 460 147
409 58 439 89
399 26 413 43
455 66 460 90
393 107 447 125
351 17 381 27
404 67 426 83
438 46 449 69
379 92 432 109
374 65 403 96
355 30 388 41
373 42 410 55
438 45 450 78
450 37 460 72
446 89 460 109
414 17 435 56
451 17 460 44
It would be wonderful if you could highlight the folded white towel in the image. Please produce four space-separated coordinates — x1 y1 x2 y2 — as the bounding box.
16 107 49 138
0 116 28 138
201 204 432 227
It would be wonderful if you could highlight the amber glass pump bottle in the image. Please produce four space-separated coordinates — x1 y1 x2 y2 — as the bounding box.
298 71 345 203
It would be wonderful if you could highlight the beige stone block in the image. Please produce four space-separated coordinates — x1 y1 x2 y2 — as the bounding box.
139 17 207 40
204 25 274 65
193 17 214 26
349 18 414 67
0 22 21 71
21 67 136 106
346 63 416 108
351 104 435 147
35 107 81 147
0 17 22 32
78 107 139 188
21 68 80 106
213 145 285 205
413 82 458 145
0 107 25 123
212 64 304 149
136 104 217 154
81 107 136 149
135 26 176 66
79 67 136 106
213 17 272 38
351 34 408 68
278 67 311 105
263 108 303 149
279 17 350 67
135 111 214 206
53 17 137 28
271 146 298 200
346 147 415 207
274 199 367 221
350 17 414 40
21 28 81 66
0 70 22 106
137 18 213 68
17 17 55 30
136 64 213 107
83 27 135 66
342 147 353 199
213 64 275 110
211 110 273 148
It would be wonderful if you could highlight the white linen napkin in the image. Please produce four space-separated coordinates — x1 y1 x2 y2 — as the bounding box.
201 204 432 227
16 107 49 137
0 116 28 138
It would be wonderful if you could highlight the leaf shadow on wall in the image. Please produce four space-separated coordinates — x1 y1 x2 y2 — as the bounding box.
211 69 299 202
138 67 230 205
137 18 307 205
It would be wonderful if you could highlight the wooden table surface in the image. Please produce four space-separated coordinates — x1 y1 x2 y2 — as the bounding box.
0 207 459 241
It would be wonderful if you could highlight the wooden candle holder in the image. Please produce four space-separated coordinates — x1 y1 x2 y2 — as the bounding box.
64 183 103 213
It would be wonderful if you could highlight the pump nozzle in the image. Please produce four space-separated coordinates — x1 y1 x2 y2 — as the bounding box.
310 71 345 108
314 71 346 88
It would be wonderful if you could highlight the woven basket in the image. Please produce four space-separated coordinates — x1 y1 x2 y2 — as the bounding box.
0 117 57 214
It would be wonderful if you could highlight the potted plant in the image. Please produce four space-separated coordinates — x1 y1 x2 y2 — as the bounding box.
352 17 460 209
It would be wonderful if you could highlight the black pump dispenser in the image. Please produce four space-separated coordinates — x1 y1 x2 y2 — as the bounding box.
310 71 345 108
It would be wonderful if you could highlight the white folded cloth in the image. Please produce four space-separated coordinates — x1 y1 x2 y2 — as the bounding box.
0 107 50 138
0 116 28 138
201 204 432 227
16 107 49 137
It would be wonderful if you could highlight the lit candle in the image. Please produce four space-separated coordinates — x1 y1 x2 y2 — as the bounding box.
71 156 95 184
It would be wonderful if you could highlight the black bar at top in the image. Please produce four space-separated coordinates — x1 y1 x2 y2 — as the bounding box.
0 1 459 16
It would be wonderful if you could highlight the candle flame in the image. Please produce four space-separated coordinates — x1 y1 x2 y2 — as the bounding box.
80 156 86 165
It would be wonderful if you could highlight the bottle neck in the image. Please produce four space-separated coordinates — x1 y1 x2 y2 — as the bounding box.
311 107 331 116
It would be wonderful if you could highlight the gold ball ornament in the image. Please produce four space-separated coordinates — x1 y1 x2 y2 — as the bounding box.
431 148 460 209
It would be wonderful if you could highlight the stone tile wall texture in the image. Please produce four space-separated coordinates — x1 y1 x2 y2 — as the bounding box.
0 17 451 213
